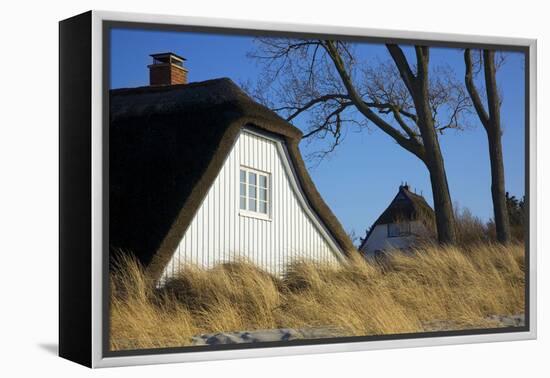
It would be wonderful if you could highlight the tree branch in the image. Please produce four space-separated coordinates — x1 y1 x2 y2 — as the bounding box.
386 44 416 96
323 40 425 160
302 102 350 139
276 93 349 121
391 107 420 140
415 46 429 82
464 48 490 129
483 49 501 132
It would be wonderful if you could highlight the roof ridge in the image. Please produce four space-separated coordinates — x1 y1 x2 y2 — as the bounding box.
400 186 430 208
110 77 236 95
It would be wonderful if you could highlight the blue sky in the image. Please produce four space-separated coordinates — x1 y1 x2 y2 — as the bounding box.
110 28 525 239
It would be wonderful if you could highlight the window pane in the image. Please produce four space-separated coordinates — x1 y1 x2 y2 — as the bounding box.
260 188 267 201
388 223 409 237
249 198 257 211
259 175 267 188
249 172 256 186
238 168 271 216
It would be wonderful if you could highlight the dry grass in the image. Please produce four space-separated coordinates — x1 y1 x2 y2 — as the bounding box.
110 243 525 351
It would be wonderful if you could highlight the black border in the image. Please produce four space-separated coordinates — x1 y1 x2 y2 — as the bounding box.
101 19 531 358
59 11 93 367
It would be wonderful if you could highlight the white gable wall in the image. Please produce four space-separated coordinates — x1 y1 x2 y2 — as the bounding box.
360 221 425 258
161 130 343 280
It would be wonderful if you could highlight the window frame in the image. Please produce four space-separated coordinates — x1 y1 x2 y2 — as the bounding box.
387 221 411 238
239 166 271 221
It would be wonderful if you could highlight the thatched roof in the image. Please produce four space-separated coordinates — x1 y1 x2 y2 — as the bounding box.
110 78 355 280
359 185 435 250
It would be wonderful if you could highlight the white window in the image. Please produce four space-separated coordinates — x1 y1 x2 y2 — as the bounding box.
239 167 270 218
387 222 411 237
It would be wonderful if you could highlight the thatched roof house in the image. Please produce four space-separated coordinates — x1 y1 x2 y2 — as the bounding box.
359 184 434 257
110 71 354 281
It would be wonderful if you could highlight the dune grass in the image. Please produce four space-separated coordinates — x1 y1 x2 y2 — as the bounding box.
110 243 525 351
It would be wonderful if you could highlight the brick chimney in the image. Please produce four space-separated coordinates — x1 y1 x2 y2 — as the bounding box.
148 52 188 86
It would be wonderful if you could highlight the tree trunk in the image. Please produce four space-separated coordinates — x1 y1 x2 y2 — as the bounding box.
487 126 511 243
412 47 457 245
422 131 457 244
483 50 512 244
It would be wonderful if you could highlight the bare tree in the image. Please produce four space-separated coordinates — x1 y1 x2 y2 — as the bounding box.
464 48 511 244
250 39 471 244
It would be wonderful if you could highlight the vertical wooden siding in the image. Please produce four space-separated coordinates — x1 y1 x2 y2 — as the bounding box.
161 131 341 279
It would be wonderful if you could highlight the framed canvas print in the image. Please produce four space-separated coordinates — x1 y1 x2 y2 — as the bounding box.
59 10 537 368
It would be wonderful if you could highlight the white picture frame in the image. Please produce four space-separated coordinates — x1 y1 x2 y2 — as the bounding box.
59 10 537 368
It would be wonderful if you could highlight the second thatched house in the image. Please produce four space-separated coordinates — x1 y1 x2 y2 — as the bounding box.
359 184 435 258
109 52 355 282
